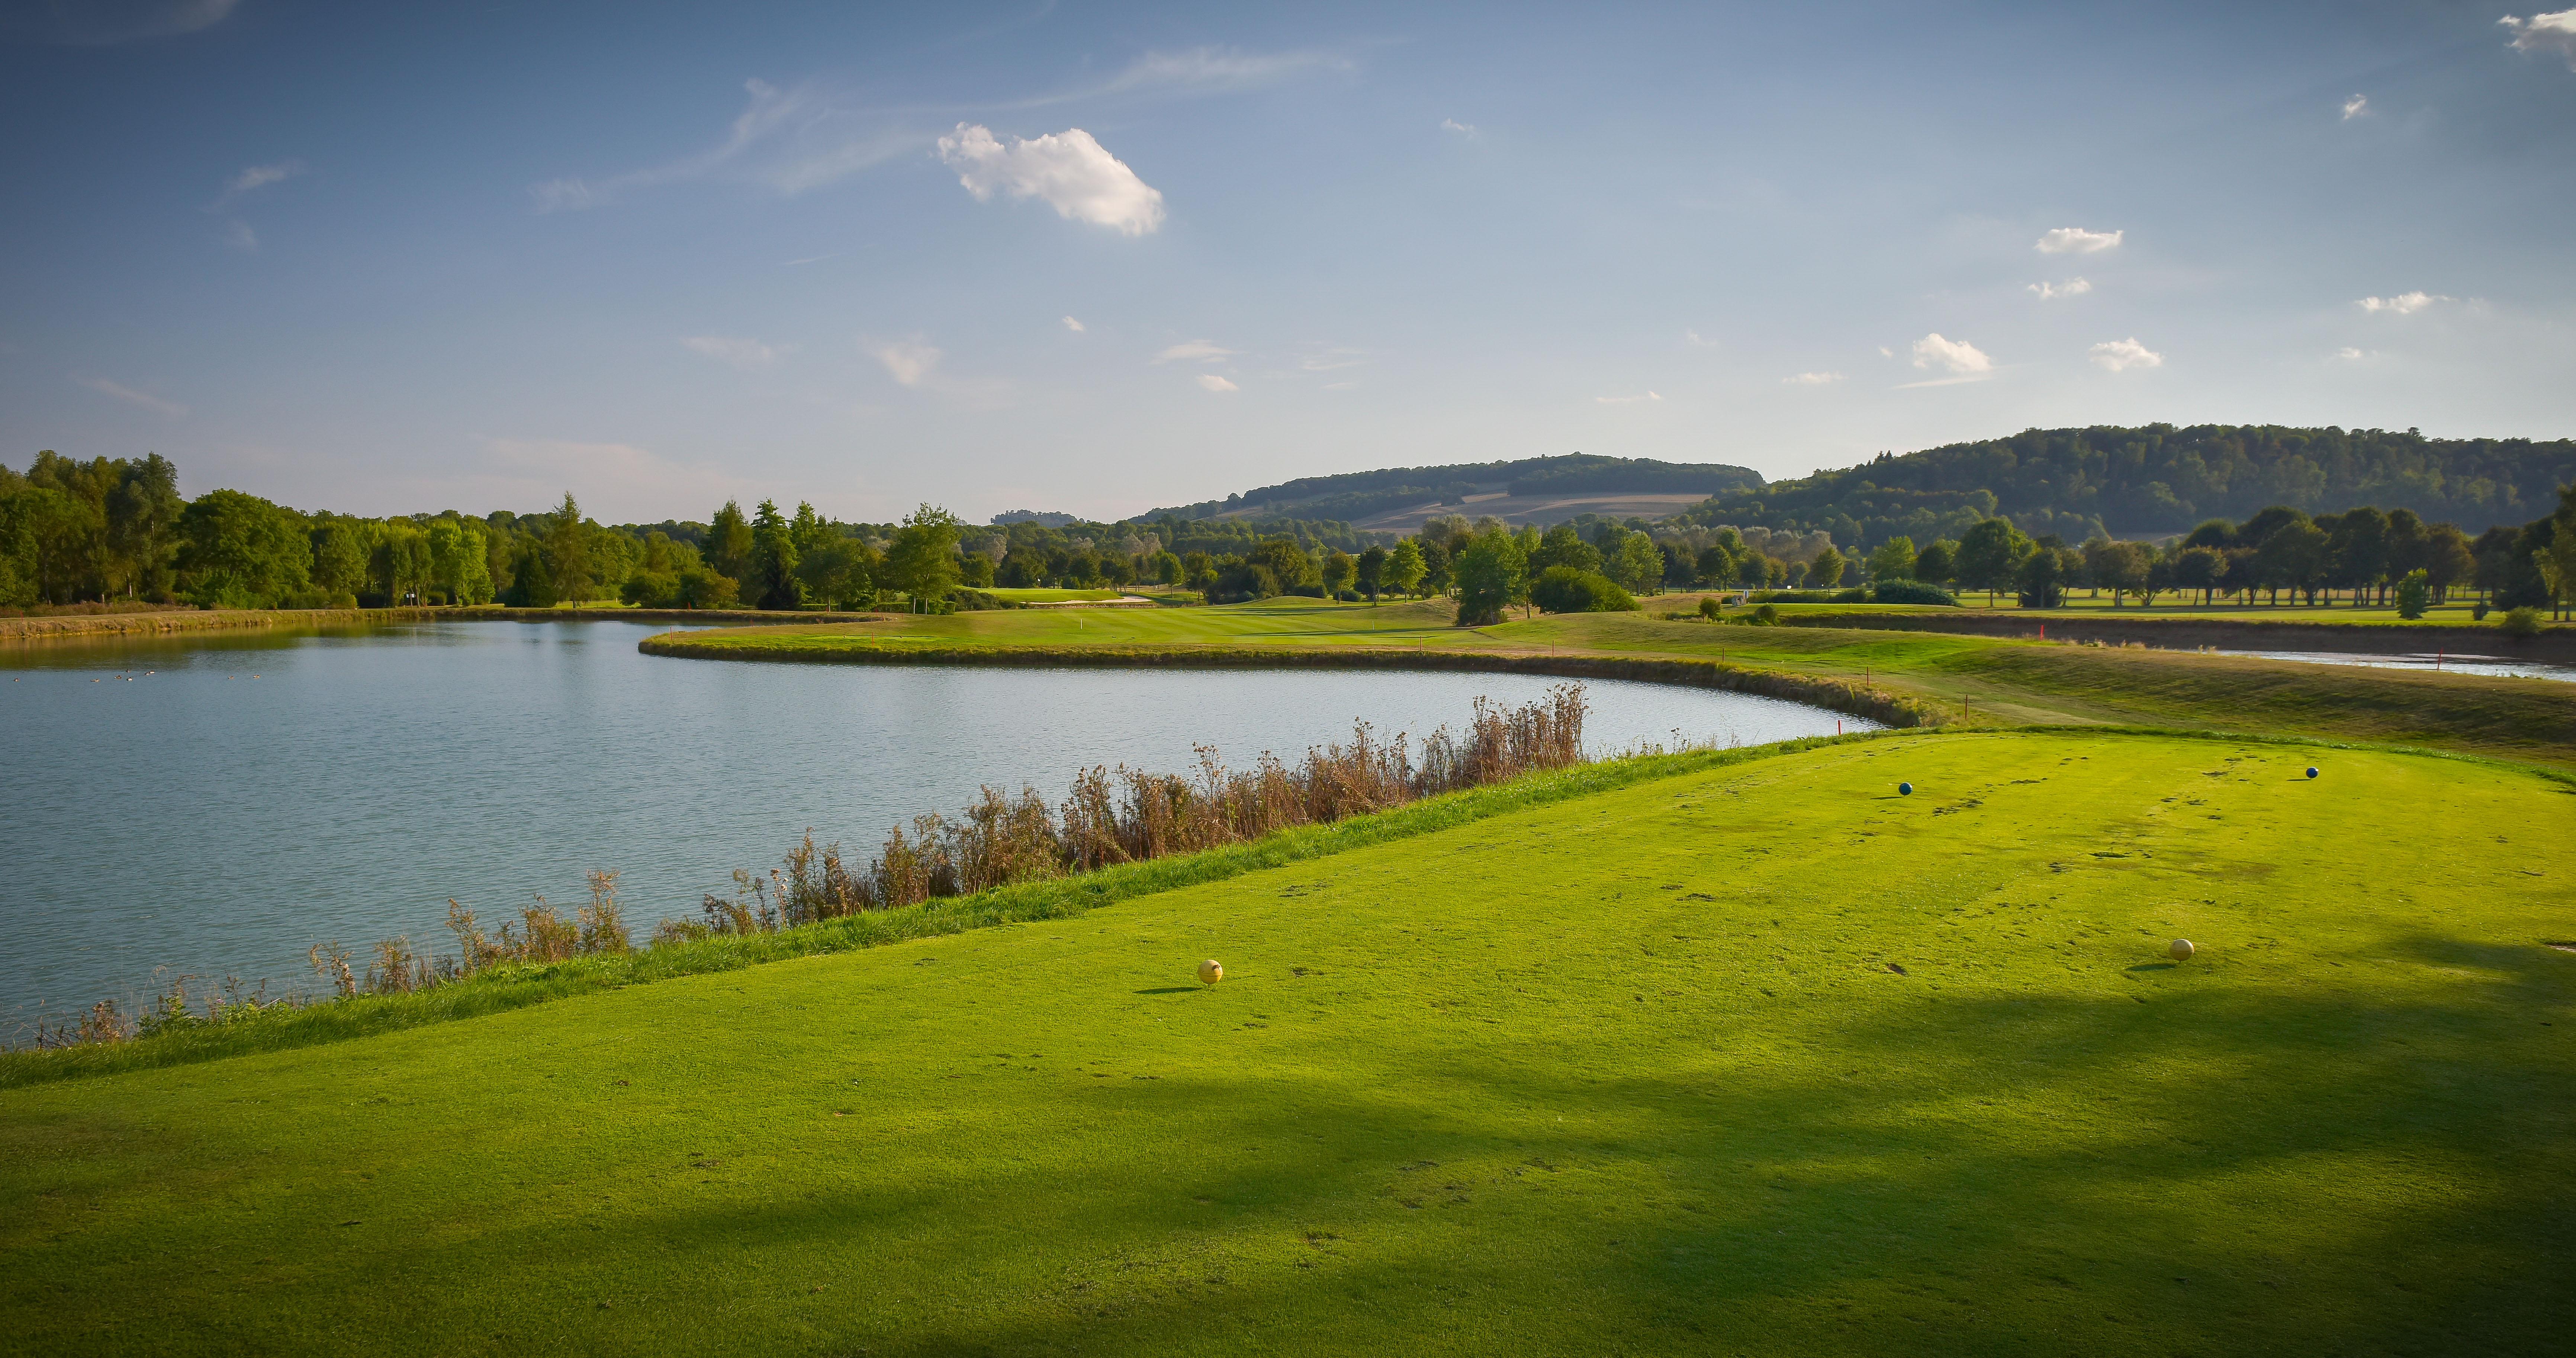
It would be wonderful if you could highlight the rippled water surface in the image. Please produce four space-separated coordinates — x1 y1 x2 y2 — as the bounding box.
1 620 1873 1023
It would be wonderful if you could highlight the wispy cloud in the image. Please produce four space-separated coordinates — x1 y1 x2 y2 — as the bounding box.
1781 372 1844 386
2342 93 2370 119
1100 48 1352 96
1682 329 1717 347
682 336 788 370
1594 391 1663 405
1440 118 1477 137
2035 227 2122 254
533 79 926 212
77 376 187 418
2358 291 2450 314
208 160 308 251
2334 347 2372 361
870 339 942 387
1197 374 1239 393
1061 316 1086 333
2502 10 2576 69
936 123 1164 235
1910 333 1993 376
1154 340 1235 364
2028 277 2092 301
2089 337 2163 372
1297 347 1366 373
14 0 236 44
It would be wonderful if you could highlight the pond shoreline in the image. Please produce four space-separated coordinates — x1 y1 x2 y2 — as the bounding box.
0 605 889 641
1777 609 2576 659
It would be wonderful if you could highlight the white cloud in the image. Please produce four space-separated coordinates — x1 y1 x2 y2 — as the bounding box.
2036 227 2123 254
1910 333 1993 375
682 336 787 369
1197 374 1239 392
1153 339 1235 364
2358 291 2450 314
1683 329 1717 347
2502 10 2576 68
870 339 942 387
2028 277 2093 301
218 161 307 204
76 376 187 418
1441 118 1477 137
1594 391 1664 404
223 219 258 251
936 123 1165 235
1782 372 1845 386
2342 93 2370 119
1878 346 1894 358
1061 316 1086 333
2334 347 2372 361
2089 337 2164 372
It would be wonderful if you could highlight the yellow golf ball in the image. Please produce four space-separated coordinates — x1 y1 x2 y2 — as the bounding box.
2168 939 2194 961
1197 959 1223 986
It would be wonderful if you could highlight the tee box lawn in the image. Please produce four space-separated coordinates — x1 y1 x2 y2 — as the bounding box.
3 731 2569 1355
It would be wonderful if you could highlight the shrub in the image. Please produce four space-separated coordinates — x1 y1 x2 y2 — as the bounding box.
1531 566 1639 614
1698 596 1721 620
2473 601 2491 621
1831 587 1870 603
1735 603 1782 626
2498 606 2544 639
1870 581 1958 606
2395 569 2430 621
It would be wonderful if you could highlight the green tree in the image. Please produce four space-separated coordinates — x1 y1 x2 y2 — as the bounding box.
749 499 804 610
1452 528 1528 626
1354 545 1387 601
543 494 594 604
884 504 964 610
704 500 755 585
2395 569 2432 620
2083 538 2151 607
1529 524 1602 575
1612 531 1664 595
176 489 312 608
2171 546 2226 605
1530 565 1637 614
1807 546 1847 589
310 520 371 600
2256 521 2329 604
1954 518 2033 605
2015 545 2066 608
1320 549 1357 601
1865 536 1917 582
1387 538 1427 597
1149 549 1184 587
1912 539 1955 587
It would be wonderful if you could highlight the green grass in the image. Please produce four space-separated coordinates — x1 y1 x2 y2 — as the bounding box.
978 587 1138 603
645 597 2576 767
4 731 2569 1354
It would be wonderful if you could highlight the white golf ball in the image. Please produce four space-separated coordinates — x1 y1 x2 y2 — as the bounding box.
2168 939 2194 961
1197 959 1223 986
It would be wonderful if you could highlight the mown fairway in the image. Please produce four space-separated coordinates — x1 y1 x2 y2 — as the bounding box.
4 732 2570 1356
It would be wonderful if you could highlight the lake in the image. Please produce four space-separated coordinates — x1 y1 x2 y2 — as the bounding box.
2214 649 2576 684
1 620 1871 1027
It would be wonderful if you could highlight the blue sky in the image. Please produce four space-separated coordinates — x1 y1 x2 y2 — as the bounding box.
4 0 2573 523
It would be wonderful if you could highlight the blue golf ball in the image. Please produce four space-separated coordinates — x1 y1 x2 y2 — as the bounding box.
1898 782 1913 796
2305 767 2319 780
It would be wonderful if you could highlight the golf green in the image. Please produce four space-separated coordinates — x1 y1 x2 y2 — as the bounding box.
3 732 2568 1355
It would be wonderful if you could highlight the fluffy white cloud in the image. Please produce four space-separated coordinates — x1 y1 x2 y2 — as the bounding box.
1197 374 1239 392
682 336 786 369
2036 227 2123 254
2342 93 2370 119
2502 10 2576 68
870 340 941 387
1781 372 1845 386
2089 337 2164 372
76 375 186 417
1154 340 1235 363
1441 118 1477 137
936 124 1165 236
2028 277 2093 301
1061 316 1086 333
1594 391 1664 404
1911 333 1993 375
2359 291 2450 314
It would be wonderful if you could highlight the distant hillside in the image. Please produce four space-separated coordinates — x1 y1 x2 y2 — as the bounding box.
1677 424 2576 550
1136 453 1763 529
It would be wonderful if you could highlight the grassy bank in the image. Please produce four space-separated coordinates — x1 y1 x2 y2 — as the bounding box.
5 731 2568 1354
0 733 1885 1088
643 598 2576 767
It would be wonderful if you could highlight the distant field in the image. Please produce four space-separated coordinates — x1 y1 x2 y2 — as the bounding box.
5 732 2566 1354
981 587 1136 603
644 597 2576 767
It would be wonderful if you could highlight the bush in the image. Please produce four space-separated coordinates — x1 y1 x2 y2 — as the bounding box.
2473 601 2491 621
1530 566 1639 614
1830 587 1870 603
1698 596 1721 620
2498 606 2545 639
1870 581 1958 606
1735 603 1782 626
2395 569 2430 621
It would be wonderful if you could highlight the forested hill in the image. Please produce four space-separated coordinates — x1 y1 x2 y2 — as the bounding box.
1676 424 2576 551
1136 453 1763 524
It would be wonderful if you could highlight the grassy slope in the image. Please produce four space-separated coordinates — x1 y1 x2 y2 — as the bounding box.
647 598 2576 766
2 733 2568 1355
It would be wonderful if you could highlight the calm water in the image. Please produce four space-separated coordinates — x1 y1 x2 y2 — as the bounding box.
1 620 1869 1025
2214 649 2576 684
